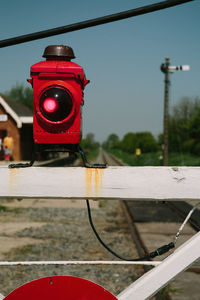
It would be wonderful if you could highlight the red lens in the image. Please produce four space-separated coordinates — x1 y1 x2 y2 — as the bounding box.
43 97 58 113
39 87 73 122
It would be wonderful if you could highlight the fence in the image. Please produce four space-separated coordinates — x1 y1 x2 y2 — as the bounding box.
0 165 199 299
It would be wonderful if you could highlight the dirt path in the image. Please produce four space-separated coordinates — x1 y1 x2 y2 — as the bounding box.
0 199 98 259
0 198 142 298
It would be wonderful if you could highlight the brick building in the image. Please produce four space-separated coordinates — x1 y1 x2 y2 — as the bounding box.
0 94 33 161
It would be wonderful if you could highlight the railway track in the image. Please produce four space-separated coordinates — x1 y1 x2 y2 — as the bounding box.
97 148 200 300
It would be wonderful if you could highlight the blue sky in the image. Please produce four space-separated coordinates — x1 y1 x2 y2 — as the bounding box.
0 0 199 142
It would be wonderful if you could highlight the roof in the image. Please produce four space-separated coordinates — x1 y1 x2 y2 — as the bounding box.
0 93 33 128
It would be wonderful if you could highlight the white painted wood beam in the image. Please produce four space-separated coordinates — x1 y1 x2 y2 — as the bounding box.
0 166 200 200
117 231 200 300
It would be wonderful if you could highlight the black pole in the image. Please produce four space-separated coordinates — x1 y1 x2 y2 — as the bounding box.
163 57 170 166
0 0 194 48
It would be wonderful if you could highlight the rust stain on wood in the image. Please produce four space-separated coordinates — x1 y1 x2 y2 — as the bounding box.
9 168 18 195
85 168 104 198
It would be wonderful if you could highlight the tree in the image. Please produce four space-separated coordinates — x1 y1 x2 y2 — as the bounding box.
135 132 158 153
120 132 137 153
81 133 99 151
187 108 200 154
171 96 200 121
168 97 200 153
5 83 33 110
120 132 158 154
103 133 119 150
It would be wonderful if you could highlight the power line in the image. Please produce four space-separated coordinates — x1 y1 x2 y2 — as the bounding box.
0 0 194 48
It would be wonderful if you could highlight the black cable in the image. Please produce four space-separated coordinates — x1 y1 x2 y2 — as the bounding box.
0 0 194 48
86 199 175 261
8 145 36 168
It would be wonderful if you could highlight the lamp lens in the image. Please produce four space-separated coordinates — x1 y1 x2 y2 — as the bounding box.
39 87 73 121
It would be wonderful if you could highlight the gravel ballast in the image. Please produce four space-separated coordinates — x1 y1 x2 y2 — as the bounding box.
0 198 142 297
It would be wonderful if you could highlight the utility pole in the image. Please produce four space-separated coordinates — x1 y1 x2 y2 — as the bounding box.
160 58 190 166
161 57 170 166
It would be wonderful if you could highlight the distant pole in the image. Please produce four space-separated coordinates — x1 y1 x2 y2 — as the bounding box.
160 58 190 166
160 57 170 166
163 57 170 166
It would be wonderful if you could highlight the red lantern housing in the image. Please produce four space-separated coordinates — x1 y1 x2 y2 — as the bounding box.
28 45 89 152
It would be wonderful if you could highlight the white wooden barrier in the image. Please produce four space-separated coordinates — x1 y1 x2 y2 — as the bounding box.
0 166 199 300
1 166 200 201
118 231 200 300
0 293 4 300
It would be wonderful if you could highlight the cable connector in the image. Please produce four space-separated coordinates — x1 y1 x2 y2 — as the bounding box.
150 242 175 258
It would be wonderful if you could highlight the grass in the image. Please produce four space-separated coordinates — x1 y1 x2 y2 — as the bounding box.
107 149 200 166
0 205 8 212
169 152 200 166
160 284 182 299
84 147 100 162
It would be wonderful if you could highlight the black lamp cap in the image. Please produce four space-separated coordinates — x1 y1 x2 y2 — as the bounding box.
43 45 75 59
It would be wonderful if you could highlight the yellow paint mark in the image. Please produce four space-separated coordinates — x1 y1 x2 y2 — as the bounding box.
85 168 93 198
94 169 100 197
85 168 104 198
9 168 18 195
94 168 104 197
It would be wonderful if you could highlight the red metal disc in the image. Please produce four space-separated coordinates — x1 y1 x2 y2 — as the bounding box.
4 276 117 300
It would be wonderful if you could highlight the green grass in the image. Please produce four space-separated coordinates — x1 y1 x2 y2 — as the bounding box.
168 152 200 166
0 205 8 212
107 149 200 166
85 147 100 162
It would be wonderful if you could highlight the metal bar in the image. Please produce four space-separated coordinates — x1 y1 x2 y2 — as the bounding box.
121 201 149 257
166 201 200 231
0 261 161 266
121 199 165 300
117 231 200 300
0 0 194 48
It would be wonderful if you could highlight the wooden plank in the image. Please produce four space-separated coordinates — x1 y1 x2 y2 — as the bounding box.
0 166 200 200
0 293 4 300
117 231 200 300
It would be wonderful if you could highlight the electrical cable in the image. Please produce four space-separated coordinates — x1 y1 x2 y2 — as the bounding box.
86 199 174 261
0 0 194 48
174 201 200 245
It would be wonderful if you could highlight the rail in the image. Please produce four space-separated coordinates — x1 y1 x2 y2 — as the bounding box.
0 165 199 299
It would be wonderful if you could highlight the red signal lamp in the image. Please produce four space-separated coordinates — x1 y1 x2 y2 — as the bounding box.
27 45 89 151
42 97 58 114
39 86 73 123
9 45 106 168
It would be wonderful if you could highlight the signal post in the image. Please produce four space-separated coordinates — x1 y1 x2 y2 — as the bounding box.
160 57 190 166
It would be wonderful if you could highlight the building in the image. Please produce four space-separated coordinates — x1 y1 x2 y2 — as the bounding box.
0 94 33 161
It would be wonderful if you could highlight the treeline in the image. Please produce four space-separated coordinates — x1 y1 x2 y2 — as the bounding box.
103 132 158 154
4 84 200 156
81 133 100 152
4 83 33 110
103 96 200 155
168 96 200 155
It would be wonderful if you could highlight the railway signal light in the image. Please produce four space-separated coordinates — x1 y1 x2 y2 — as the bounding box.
160 63 190 73
9 45 105 168
28 45 89 151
